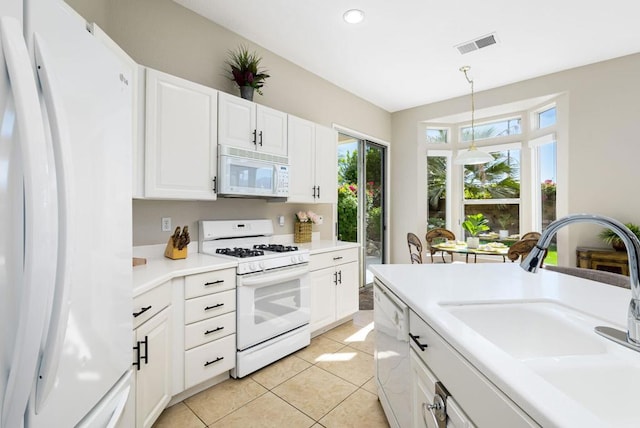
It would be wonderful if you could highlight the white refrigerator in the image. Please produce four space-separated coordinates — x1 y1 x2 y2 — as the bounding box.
0 0 133 427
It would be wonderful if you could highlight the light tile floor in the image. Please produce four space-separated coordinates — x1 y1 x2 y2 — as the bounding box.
153 311 389 428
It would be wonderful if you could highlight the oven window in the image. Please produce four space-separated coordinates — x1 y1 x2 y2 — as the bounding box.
254 280 301 324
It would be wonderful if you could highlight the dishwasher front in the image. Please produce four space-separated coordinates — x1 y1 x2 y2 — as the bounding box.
374 279 410 428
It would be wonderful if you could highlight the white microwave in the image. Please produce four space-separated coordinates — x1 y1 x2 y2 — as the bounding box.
218 146 289 198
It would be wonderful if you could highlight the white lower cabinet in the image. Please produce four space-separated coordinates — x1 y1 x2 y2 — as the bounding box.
132 282 172 428
309 247 359 333
183 268 236 389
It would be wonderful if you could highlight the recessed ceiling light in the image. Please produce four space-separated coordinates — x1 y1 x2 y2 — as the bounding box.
343 9 365 24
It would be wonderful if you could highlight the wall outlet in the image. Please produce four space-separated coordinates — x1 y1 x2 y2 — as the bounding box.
161 217 172 232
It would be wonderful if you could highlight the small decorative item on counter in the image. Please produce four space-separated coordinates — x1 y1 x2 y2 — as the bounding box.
294 210 322 243
225 44 270 101
164 225 191 260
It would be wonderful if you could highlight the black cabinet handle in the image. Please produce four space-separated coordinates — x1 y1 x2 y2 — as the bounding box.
333 271 338 285
205 326 224 335
333 256 343 261
259 130 263 146
212 177 217 193
132 341 141 370
409 333 428 351
252 129 257 145
204 356 224 367
204 280 224 287
205 303 224 311
317 186 320 199
338 270 342 284
133 335 149 370
312 186 317 198
133 306 152 318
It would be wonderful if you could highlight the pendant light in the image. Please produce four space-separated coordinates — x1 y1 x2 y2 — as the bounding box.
454 66 493 165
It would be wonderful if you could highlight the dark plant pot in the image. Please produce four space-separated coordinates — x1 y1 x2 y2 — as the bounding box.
239 86 254 101
612 240 626 251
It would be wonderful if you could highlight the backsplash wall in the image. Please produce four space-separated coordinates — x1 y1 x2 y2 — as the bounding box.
133 199 334 246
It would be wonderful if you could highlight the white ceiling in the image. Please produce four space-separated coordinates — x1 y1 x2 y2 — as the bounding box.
174 0 640 113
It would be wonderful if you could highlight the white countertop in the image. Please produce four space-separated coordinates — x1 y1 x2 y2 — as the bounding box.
370 263 636 427
132 240 358 297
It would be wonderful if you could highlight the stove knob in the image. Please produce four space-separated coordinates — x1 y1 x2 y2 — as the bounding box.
249 262 257 271
259 262 265 270
298 255 304 263
290 256 296 264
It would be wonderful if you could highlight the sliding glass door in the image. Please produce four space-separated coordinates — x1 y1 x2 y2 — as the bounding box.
337 134 387 286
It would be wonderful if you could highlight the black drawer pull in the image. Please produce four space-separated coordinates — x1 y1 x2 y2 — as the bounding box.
204 280 224 287
409 333 428 351
333 256 343 261
205 326 224 335
133 306 152 317
204 356 224 367
204 303 224 311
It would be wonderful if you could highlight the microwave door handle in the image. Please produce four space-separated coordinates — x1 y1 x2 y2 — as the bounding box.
239 265 309 288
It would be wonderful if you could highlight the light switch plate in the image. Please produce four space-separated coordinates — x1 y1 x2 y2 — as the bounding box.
161 217 172 232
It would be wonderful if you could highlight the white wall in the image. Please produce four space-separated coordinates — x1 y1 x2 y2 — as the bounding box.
390 53 640 265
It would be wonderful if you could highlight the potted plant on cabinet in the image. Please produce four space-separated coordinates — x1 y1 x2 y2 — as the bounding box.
225 44 270 101
462 213 490 249
598 223 640 251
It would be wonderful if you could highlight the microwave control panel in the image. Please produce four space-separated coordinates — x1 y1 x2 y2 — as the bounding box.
276 165 289 195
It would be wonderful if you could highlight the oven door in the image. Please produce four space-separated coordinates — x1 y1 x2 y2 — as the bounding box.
236 265 310 350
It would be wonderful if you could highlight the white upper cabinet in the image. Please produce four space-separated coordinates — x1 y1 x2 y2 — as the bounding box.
218 92 288 157
144 68 218 200
288 115 337 204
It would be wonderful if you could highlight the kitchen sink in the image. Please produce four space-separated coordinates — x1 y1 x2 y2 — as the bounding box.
442 301 608 359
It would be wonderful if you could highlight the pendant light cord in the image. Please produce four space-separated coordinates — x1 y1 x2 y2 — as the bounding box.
460 66 475 149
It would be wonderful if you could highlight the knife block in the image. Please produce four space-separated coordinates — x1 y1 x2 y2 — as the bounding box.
164 238 187 260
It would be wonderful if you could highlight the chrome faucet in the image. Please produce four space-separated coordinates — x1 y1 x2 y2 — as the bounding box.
521 213 640 350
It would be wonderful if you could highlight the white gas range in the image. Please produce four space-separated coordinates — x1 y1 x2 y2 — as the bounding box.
199 219 310 378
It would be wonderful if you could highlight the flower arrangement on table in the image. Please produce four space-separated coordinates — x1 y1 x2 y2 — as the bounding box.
294 211 322 243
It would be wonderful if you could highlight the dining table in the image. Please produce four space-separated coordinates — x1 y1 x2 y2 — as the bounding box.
432 241 509 263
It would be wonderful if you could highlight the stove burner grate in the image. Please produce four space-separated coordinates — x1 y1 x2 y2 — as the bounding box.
215 247 265 258
254 244 299 253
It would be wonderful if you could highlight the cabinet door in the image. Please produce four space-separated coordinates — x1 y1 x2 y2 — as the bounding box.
218 92 256 150
335 261 359 320
256 105 288 156
287 115 315 203
314 124 338 204
411 349 439 428
145 68 217 199
310 267 336 333
135 306 172 428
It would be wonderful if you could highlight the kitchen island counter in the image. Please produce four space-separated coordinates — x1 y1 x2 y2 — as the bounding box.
370 263 636 427
294 239 360 254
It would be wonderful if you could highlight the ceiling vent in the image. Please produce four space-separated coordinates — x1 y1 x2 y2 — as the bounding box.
455 33 497 55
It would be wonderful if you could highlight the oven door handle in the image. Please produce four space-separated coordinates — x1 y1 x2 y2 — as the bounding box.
239 265 309 288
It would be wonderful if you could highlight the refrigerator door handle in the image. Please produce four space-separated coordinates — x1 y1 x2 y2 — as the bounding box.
0 17 58 428
32 34 77 413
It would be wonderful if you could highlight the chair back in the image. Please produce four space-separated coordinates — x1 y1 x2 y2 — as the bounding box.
507 238 542 262
544 266 630 289
425 228 456 263
521 231 541 241
407 232 423 264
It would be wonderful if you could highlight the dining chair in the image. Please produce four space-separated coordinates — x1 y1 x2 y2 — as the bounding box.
407 232 423 264
521 231 542 241
425 228 456 263
543 265 629 289
507 238 545 262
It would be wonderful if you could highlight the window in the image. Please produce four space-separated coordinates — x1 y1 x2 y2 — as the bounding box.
426 128 449 144
461 118 521 142
463 146 521 237
427 155 448 229
538 107 557 128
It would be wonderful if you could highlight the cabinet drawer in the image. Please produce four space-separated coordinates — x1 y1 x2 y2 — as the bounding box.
409 311 538 427
185 311 236 350
184 334 236 389
310 247 359 271
133 281 171 329
185 289 235 324
184 268 236 299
